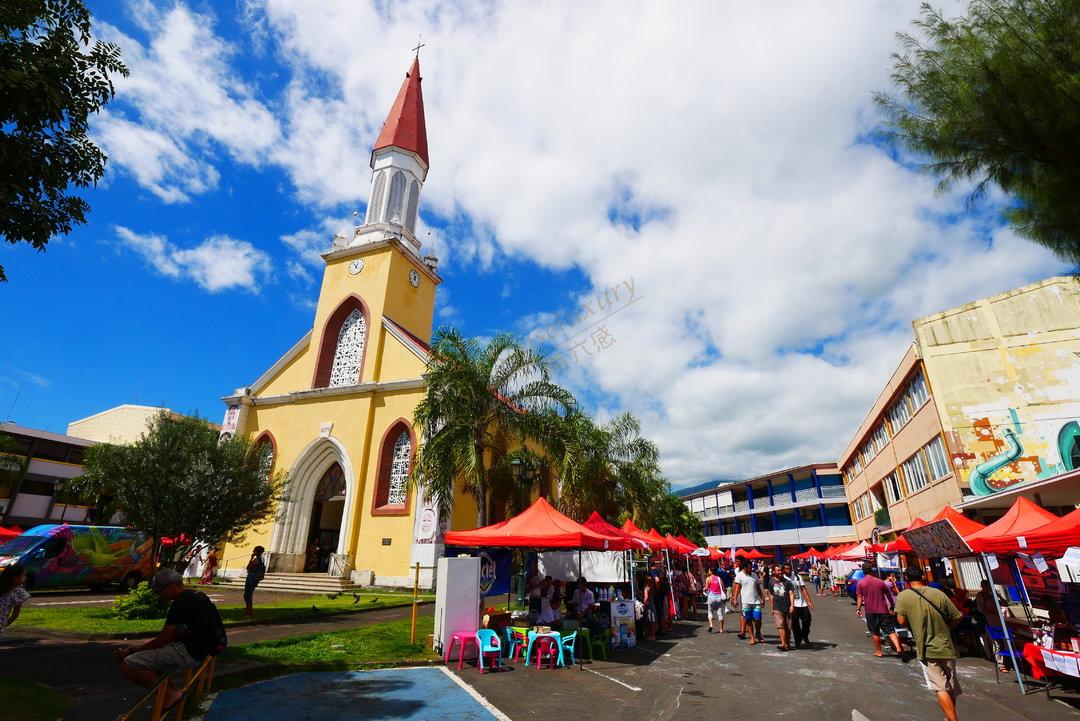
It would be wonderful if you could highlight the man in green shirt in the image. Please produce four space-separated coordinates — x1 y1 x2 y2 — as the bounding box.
895 566 964 721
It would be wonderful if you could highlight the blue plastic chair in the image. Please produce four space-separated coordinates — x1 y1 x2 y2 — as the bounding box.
559 631 578 666
985 624 1024 684
502 626 524 661
475 629 503 673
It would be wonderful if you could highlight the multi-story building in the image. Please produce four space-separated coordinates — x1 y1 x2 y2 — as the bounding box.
0 423 95 526
839 347 956 541
841 276 1080 538
67 404 218 444
680 463 855 557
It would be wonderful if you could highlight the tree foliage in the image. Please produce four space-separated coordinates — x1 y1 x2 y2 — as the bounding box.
0 0 127 281
64 412 289 569
411 328 575 527
876 1 1080 264
0 432 27 500
643 493 707 547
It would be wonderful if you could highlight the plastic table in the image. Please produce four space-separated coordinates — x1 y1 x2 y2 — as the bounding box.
524 630 565 667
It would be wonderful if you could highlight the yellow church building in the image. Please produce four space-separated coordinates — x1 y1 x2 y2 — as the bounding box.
219 56 452 589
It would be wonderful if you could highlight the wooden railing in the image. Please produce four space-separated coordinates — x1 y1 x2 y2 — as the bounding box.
115 655 217 721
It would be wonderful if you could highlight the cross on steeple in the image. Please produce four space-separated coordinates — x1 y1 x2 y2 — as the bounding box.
412 35 425 56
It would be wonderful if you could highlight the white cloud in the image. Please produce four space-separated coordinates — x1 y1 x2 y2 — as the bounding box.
115 226 272 293
106 1 1067 483
95 3 280 200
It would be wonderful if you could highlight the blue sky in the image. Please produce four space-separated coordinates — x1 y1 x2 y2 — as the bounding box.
1 1 1067 486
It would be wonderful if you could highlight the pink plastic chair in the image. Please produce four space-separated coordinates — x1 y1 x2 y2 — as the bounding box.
532 636 558 670
444 631 479 670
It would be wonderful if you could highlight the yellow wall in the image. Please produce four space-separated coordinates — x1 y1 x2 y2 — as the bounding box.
221 239 442 585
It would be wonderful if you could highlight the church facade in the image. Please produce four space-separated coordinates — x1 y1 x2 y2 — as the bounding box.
219 56 452 588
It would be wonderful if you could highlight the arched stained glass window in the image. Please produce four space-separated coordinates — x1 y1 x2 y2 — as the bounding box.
386 171 407 225
386 431 411 505
328 309 366 387
367 171 387 224
405 180 420 232
256 438 275 481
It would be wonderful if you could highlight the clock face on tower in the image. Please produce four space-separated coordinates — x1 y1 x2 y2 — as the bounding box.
348 259 364 275
409 269 420 288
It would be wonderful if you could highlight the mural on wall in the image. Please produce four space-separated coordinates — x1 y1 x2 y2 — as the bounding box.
916 277 1080 496
948 408 1080 495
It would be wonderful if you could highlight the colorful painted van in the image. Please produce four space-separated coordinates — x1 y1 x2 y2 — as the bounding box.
0 524 153 591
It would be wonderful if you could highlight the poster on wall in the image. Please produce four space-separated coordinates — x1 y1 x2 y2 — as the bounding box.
609 598 637 649
445 547 512 597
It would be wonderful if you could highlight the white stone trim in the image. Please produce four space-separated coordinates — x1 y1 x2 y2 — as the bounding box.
322 237 442 285
244 378 425 408
270 435 357 559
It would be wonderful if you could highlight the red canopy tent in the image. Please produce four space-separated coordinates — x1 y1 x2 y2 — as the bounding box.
836 540 873 560
665 533 697 555
734 548 770 560
0 525 22 542
583 512 650 550
822 542 853 559
620 519 661 550
872 517 927 554
968 505 1080 556
790 547 825 559
926 506 987 539
966 498 1059 551
444 496 631 550
647 528 678 552
675 535 701 554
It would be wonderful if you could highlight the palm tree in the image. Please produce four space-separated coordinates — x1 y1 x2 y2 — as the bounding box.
548 410 665 522
411 328 575 527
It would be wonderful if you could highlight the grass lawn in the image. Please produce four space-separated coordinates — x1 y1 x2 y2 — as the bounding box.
0 676 69 721
215 616 437 690
18 591 434 635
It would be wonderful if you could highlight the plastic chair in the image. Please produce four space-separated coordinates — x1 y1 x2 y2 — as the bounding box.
445 631 480 669
576 627 593 661
559 631 578 666
985 625 1024 684
475 629 503 673
502 627 525 662
591 628 611 661
532 636 558 669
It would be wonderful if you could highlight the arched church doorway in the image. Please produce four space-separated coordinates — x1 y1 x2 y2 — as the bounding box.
304 462 346 572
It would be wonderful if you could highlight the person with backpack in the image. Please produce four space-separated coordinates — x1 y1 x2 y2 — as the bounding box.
116 569 227 712
895 566 964 721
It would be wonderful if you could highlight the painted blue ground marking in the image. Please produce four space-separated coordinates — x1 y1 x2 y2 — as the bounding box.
204 667 503 720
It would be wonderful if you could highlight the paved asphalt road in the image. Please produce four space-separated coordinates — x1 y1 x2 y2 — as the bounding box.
451 596 1080 721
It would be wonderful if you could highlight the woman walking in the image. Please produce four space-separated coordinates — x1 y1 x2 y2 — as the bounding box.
244 546 266 618
200 549 219 585
705 567 728 634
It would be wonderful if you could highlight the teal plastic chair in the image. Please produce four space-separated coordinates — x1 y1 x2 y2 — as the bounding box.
502 626 525 661
475 629 503 673
591 628 611 661
559 631 578 666
576 627 593 661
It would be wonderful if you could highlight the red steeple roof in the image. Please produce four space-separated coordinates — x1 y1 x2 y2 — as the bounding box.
373 56 428 168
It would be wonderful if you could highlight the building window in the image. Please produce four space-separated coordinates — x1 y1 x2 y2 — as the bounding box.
901 452 930 494
386 171 407 225
405 180 420 232
367 171 386 223
327 309 367 388
909 370 930 409
373 422 413 512
883 471 903 504
871 424 890 452
255 435 275 482
799 507 818 523
925 436 950 480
